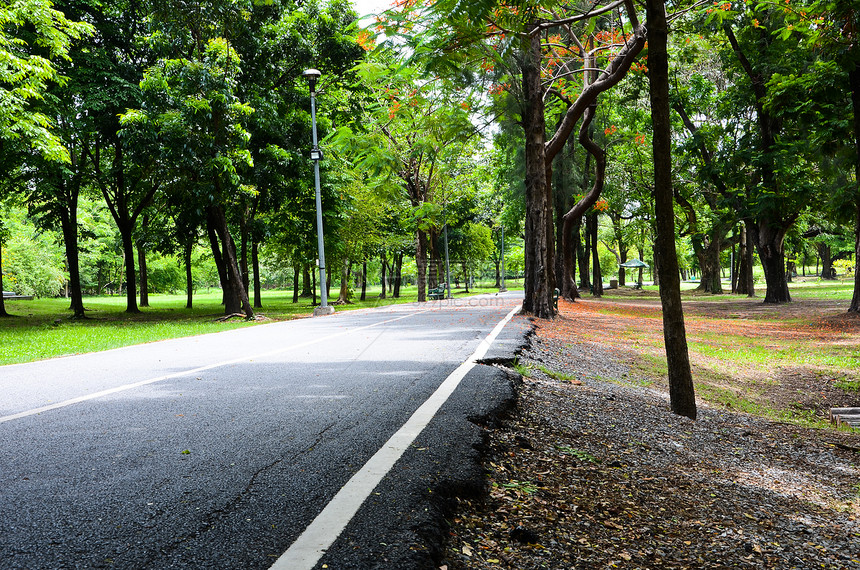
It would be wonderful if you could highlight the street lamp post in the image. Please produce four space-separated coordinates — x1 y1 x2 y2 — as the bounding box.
303 68 334 316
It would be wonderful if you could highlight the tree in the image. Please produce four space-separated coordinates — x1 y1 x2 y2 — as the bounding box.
0 0 92 317
124 29 255 317
330 54 479 302
647 0 696 419
0 0 92 162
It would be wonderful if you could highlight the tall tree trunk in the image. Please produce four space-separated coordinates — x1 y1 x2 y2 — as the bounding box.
379 252 387 299
589 213 603 297
137 244 149 307
416 230 428 302
337 258 351 304
577 221 589 290
240 207 250 296
562 108 601 301
59 199 86 319
208 221 228 305
0 236 8 317
427 230 438 290
118 222 139 314
736 223 755 296
138 213 150 307
209 204 253 318
312 266 317 306
252 238 262 309
292 265 300 303
301 265 312 297
561 218 580 299
184 240 193 309
393 252 403 297
360 260 368 301
521 25 555 318
647 0 696 419
851 64 860 313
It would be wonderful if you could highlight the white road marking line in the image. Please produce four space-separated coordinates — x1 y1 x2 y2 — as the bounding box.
0 310 427 424
270 304 521 570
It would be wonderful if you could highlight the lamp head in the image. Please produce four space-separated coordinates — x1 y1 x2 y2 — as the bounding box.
302 68 322 92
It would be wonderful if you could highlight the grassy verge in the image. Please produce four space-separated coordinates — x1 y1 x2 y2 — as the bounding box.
0 282 521 366
555 282 860 430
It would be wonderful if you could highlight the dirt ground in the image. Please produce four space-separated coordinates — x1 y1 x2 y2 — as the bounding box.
442 295 860 569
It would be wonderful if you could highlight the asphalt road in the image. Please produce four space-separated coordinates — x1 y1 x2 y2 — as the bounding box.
0 292 530 569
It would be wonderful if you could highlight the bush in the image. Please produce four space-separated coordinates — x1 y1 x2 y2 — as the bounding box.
4 228 66 297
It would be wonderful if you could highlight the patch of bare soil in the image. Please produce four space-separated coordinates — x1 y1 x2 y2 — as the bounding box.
442 299 860 569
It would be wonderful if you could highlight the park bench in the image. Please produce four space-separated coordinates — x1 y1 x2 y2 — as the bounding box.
428 284 448 300
2 291 33 301
830 408 860 429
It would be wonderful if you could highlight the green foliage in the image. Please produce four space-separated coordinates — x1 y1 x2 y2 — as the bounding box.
2 208 65 297
0 0 93 161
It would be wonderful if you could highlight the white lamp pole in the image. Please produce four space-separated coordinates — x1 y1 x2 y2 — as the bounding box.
303 68 334 316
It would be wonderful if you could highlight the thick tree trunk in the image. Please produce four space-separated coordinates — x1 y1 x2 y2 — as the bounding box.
647 0 696 420
521 25 555 318
119 223 139 314
749 220 791 303
696 234 723 294
818 242 834 279
850 65 860 313
292 265 300 303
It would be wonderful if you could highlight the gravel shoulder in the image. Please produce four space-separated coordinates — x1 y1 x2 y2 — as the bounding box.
443 306 860 569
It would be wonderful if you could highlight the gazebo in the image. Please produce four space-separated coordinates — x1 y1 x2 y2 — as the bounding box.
618 259 649 289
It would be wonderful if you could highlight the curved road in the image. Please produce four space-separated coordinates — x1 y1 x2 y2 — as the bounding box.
0 292 528 569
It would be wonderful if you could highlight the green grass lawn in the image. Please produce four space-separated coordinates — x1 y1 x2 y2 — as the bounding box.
0 282 521 366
